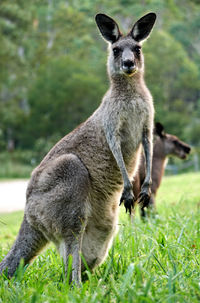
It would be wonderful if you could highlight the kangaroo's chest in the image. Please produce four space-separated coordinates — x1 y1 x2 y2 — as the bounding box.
120 97 150 150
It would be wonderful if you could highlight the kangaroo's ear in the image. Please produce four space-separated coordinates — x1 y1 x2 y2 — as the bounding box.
95 14 121 43
155 122 165 138
131 12 156 42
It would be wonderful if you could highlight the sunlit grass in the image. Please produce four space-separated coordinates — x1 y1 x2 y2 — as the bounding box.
0 172 200 302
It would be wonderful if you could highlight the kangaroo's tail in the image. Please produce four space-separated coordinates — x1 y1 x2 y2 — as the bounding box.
0 215 47 277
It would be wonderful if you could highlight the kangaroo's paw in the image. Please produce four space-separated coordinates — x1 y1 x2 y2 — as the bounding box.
119 187 136 214
138 188 151 209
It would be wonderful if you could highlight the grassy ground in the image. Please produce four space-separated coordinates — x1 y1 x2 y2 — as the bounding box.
0 172 200 302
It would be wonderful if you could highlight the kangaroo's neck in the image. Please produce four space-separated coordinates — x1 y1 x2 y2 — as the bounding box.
153 138 167 160
109 71 145 95
151 155 168 195
152 155 168 176
152 140 168 191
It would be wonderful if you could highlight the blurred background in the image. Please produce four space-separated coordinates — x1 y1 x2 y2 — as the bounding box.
0 0 199 178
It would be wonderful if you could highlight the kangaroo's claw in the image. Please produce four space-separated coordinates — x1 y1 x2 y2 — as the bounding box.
138 191 150 209
120 187 136 214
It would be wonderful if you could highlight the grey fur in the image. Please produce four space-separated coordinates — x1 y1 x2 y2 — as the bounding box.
0 12 156 285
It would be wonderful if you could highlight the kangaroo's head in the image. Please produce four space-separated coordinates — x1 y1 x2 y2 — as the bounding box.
155 122 191 160
95 13 156 78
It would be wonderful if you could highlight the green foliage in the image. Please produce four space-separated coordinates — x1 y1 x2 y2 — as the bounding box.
144 29 200 141
0 172 200 302
24 55 106 147
0 151 34 178
0 0 34 151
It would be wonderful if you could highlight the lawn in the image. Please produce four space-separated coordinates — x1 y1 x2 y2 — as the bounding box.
0 172 200 302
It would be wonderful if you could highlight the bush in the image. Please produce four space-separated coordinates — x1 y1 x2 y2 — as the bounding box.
0 151 35 179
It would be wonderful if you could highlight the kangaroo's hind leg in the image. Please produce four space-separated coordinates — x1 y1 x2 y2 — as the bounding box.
57 160 89 286
38 153 91 285
26 153 91 284
59 220 86 286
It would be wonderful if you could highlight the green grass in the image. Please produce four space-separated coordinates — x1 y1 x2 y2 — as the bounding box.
0 172 200 302
0 162 32 179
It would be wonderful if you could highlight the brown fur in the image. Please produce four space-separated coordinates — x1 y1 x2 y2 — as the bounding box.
132 123 191 217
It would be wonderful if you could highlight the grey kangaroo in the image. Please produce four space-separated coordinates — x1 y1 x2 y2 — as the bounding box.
133 122 191 217
0 12 156 285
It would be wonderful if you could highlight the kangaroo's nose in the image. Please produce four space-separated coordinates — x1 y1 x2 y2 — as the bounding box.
123 60 134 68
184 145 191 154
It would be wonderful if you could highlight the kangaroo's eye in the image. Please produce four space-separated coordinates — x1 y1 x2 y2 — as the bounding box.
173 140 179 146
134 46 141 54
113 47 120 56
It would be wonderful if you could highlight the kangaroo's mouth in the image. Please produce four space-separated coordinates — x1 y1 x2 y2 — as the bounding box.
179 146 191 159
123 67 138 77
180 154 187 160
179 151 190 160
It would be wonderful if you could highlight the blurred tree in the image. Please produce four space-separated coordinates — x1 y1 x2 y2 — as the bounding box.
144 30 199 141
23 55 106 148
0 0 35 150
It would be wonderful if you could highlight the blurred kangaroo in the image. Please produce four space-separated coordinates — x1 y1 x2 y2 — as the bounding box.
133 122 191 217
0 12 156 284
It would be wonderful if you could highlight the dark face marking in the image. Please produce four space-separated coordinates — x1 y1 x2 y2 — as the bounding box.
134 45 141 58
111 38 143 76
113 47 121 57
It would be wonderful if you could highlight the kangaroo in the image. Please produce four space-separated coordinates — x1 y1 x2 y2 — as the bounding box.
0 12 156 285
132 122 191 217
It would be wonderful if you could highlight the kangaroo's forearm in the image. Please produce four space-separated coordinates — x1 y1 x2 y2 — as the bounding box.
105 130 131 188
137 128 153 209
142 129 152 188
104 123 135 214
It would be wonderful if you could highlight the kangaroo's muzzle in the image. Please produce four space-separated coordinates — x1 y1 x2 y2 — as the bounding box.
122 59 137 76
